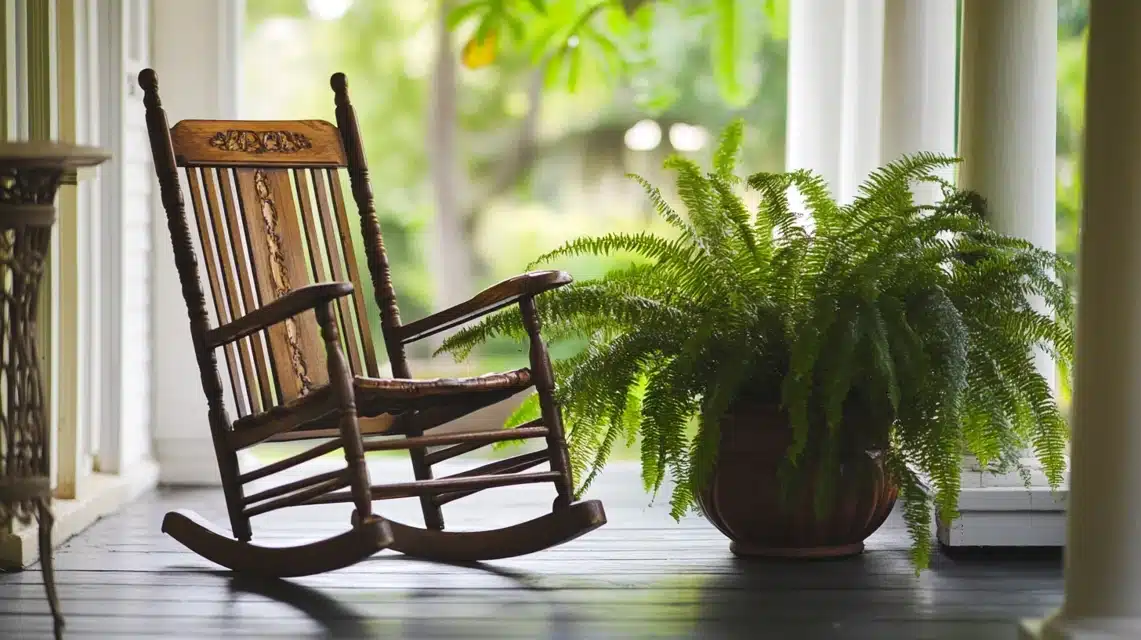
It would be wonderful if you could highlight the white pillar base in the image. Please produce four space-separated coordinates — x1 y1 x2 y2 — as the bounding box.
936 459 1069 547
1020 613 1141 639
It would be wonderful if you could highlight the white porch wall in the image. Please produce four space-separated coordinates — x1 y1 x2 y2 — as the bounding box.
151 0 245 485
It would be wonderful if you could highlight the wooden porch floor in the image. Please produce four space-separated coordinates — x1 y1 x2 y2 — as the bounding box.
1 461 1063 639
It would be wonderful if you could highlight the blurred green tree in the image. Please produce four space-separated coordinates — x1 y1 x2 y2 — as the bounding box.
1056 0 1088 267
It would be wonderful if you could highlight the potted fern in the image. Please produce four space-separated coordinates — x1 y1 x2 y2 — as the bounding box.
438 120 1074 570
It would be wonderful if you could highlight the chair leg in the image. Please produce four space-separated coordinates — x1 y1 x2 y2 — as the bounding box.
409 444 445 530
315 303 374 521
37 500 64 640
520 297 574 509
214 428 252 542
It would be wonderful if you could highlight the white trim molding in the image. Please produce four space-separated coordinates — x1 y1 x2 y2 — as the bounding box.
937 457 1070 547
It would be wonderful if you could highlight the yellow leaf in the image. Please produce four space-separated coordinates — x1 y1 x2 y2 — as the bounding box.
462 29 498 69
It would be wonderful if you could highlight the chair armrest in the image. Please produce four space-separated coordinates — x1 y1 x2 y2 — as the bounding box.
204 281 354 348
397 270 572 344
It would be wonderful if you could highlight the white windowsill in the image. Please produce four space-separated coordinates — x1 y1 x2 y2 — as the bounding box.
923 456 1070 547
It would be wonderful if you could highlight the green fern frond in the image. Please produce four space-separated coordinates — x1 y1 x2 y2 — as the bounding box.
885 447 934 574
747 171 797 239
664 156 733 260
787 169 841 234
489 392 542 452
713 118 745 177
637 355 701 499
526 231 694 270
505 392 540 427
627 173 701 240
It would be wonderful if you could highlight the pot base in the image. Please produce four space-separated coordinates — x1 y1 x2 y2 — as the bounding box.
729 540 865 559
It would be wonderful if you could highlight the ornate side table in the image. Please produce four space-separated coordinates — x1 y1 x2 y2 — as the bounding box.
0 141 109 638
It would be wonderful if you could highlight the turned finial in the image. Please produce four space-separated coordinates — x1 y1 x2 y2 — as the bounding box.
330 72 350 106
138 68 162 108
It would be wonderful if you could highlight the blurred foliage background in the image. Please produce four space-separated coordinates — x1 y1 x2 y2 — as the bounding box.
240 0 1088 375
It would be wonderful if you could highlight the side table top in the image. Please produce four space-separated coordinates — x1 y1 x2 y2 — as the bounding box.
0 141 111 168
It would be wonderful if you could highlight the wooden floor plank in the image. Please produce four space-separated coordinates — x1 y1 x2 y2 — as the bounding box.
0 461 1062 639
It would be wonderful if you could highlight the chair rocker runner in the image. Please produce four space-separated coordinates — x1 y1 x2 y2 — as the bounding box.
139 68 607 577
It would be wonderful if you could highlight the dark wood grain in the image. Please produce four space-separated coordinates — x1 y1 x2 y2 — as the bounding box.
363 426 548 453
227 373 534 450
383 499 606 563
397 270 573 344
186 167 250 417
353 369 531 400
324 168 380 377
294 169 366 377
329 71 441 533
254 414 398 444
227 386 337 450
241 468 347 508
200 166 265 414
238 439 344 484
520 297 574 509
233 167 332 402
243 476 349 518
160 508 390 578
307 471 563 504
434 449 552 506
329 72 407 377
205 282 354 349
314 301 374 522
169 120 347 168
439 449 551 480
217 167 277 410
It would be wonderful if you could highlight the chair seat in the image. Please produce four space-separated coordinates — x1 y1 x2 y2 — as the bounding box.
353 368 533 418
354 369 532 398
231 369 534 441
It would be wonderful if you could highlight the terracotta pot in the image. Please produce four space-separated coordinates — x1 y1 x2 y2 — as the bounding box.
695 403 898 558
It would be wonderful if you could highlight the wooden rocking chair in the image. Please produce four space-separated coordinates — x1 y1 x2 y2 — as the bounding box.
138 69 606 577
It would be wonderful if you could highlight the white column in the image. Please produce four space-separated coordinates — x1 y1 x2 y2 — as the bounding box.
785 0 845 195
1022 3 1141 637
938 0 1065 548
837 0 884 203
879 0 957 204
959 0 1058 289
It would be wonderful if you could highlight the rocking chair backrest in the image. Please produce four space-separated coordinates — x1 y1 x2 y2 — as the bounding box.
141 70 410 421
